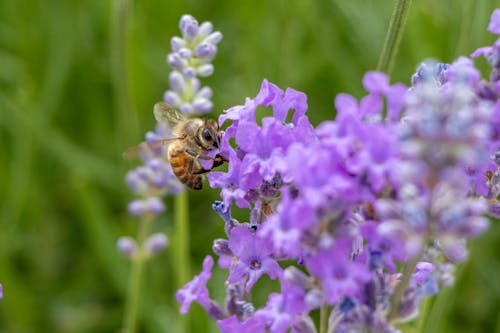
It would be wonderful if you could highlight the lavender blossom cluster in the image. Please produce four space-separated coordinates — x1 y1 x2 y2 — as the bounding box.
164 14 222 115
176 9 500 333
118 14 223 258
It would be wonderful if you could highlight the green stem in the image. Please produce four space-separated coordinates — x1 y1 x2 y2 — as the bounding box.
414 295 432 333
174 191 191 285
110 0 133 146
320 302 329 333
376 0 413 74
389 253 421 322
174 191 190 332
122 215 153 333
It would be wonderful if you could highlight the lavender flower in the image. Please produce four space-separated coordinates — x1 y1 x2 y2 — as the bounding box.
305 239 371 304
164 14 222 115
176 255 215 314
227 226 282 291
117 236 138 257
175 9 499 333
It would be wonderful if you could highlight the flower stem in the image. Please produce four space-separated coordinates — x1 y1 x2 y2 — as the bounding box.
173 191 190 331
320 302 329 333
389 253 420 321
174 191 191 285
376 0 413 74
122 215 153 333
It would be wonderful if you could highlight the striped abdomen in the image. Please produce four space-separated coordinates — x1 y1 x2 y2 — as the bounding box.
169 148 203 190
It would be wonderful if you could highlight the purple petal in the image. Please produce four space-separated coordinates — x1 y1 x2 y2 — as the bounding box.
362 71 389 93
488 9 500 34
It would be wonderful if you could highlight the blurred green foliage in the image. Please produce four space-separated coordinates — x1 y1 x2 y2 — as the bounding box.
0 0 499 332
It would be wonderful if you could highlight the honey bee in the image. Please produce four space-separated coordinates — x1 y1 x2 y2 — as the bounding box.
125 102 226 190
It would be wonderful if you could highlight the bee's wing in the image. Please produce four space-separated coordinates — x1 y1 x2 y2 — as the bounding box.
122 138 180 160
154 102 186 127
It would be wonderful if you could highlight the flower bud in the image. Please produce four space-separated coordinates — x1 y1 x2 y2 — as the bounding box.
197 64 214 77
145 232 169 254
170 36 185 52
169 71 185 93
212 239 232 256
117 236 137 257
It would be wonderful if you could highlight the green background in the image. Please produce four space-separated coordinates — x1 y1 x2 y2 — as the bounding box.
0 0 499 332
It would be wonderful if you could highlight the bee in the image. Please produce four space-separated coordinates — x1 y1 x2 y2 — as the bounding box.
124 102 226 190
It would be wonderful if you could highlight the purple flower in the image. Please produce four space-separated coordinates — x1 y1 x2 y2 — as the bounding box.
259 189 315 258
362 71 407 121
208 150 249 209
305 239 371 304
412 262 435 285
488 9 500 34
227 226 282 291
176 256 214 313
165 15 222 115
361 221 409 272
254 283 311 333
217 315 266 333
174 10 500 331
210 79 315 209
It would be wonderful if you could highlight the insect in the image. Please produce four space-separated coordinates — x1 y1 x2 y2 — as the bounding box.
124 102 226 190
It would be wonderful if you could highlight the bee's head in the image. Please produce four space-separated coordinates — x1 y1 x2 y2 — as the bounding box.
199 119 220 150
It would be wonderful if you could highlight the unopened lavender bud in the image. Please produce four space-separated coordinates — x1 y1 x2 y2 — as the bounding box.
466 217 489 237
198 21 213 37
179 103 194 114
292 316 317 333
193 98 213 113
195 43 216 58
213 239 232 256
492 151 500 165
169 71 185 93
284 266 314 289
170 36 185 52
145 232 169 254
489 172 500 197
183 67 197 79
206 300 225 320
117 236 137 257
339 297 356 313
128 199 145 216
212 201 232 223
180 15 198 40
205 31 223 44
236 300 255 320
397 288 419 322
163 91 181 106
412 262 434 285
305 288 324 308
435 263 455 287
489 201 500 217
178 47 192 59
167 53 184 71
196 86 213 99
442 240 468 262
145 197 165 214
197 64 214 77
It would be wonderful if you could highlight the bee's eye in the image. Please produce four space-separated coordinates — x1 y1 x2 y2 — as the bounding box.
202 128 212 141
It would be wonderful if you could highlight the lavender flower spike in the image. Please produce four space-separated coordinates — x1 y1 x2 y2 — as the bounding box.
164 14 222 115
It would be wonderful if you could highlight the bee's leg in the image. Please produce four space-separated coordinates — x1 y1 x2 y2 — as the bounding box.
185 149 210 160
185 149 226 175
184 150 211 175
212 154 227 168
